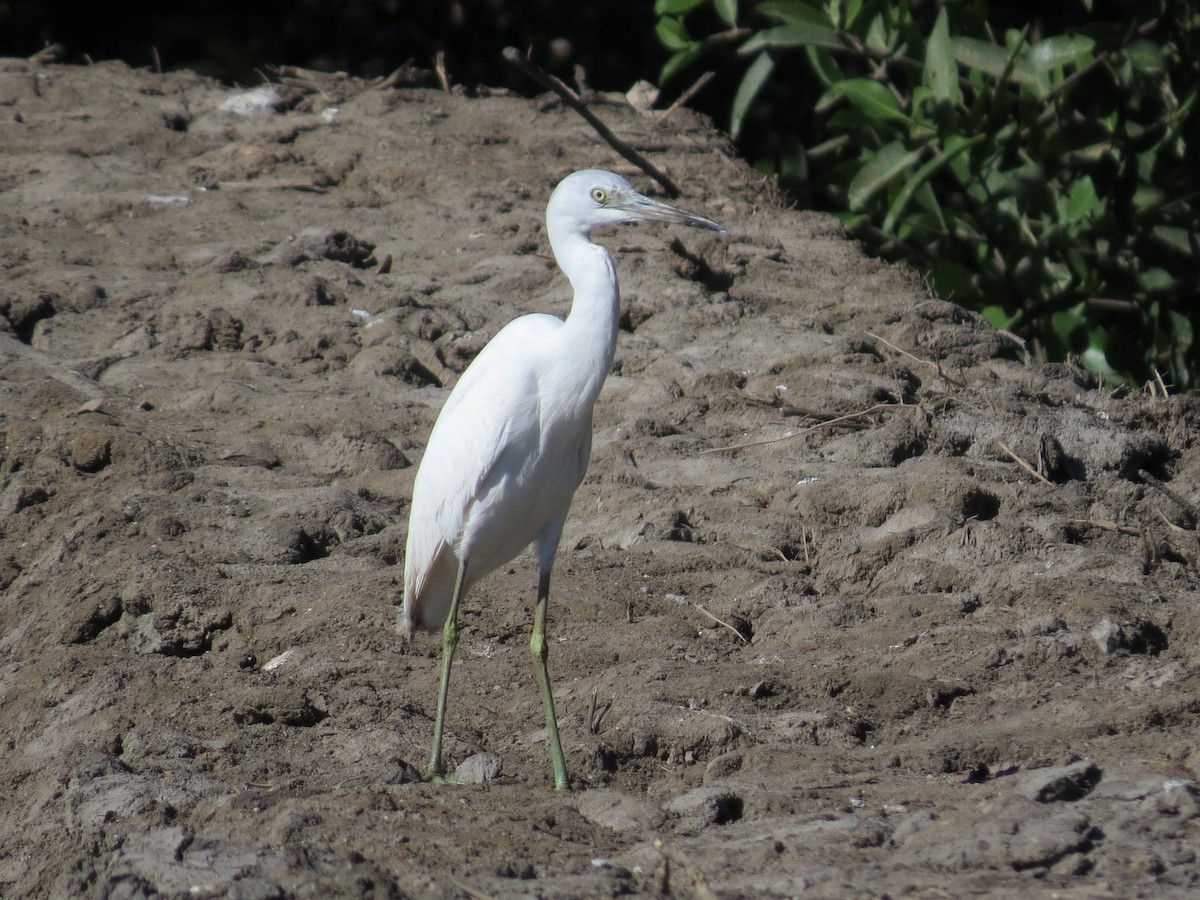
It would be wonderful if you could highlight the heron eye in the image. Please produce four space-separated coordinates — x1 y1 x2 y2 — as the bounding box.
590 188 607 204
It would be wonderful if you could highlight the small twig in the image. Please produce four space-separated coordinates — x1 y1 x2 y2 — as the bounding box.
995 329 1029 360
502 46 682 197
572 64 593 102
657 71 715 124
719 539 791 564
867 331 934 369
1139 469 1200 526
1153 369 1170 398
652 839 721 900
693 604 749 644
151 46 162 75
1069 518 1142 537
997 441 1053 486
27 43 65 65
0 333 106 402
373 66 405 90
265 64 335 100
434 51 450 92
701 402 899 454
447 875 495 900
1155 509 1188 534
868 331 966 387
218 179 328 193
588 689 614 735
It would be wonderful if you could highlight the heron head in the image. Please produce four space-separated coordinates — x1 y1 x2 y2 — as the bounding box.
547 169 726 238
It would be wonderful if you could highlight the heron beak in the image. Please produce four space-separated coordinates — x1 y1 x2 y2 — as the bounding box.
622 194 727 233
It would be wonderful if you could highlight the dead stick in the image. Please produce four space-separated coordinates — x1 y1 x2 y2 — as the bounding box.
701 402 898 455
657 71 715 124
997 440 1053 486
219 179 328 193
867 331 935 369
27 43 64 65
1139 469 1200 525
434 51 450 92
0 333 106 402
1069 518 1143 537
502 46 682 198
694 604 749 644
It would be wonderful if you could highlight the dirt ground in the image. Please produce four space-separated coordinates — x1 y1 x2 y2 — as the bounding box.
1 58 1199 898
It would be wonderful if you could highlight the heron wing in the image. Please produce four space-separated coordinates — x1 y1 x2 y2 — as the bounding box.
403 314 560 631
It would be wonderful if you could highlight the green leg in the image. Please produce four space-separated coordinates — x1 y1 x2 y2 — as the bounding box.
531 569 569 791
427 555 469 782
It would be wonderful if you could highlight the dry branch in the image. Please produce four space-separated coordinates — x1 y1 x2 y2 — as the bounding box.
997 441 1054 486
502 47 682 197
701 402 900 455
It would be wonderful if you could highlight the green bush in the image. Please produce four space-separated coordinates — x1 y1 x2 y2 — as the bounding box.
656 0 1200 389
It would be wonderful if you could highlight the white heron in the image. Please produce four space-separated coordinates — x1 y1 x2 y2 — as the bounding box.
403 169 726 789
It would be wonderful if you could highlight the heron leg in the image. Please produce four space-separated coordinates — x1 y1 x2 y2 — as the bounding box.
427 554 469 781
531 568 569 791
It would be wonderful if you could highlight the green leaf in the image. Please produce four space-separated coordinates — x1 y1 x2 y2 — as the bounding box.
755 0 829 27
654 0 707 14
714 0 738 26
847 140 923 210
833 211 868 230
806 133 850 157
883 134 985 232
1028 35 1094 71
740 22 841 53
1062 177 1100 224
865 12 890 53
805 45 843 86
929 262 978 303
731 52 776 140
1140 268 1175 294
1152 226 1194 256
924 8 960 104
1125 39 1165 73
660 44 705 84
1050 309 1088 355
912 180 945 229
1080 346 1118 378
826 109 878 145
950 36 1040 88
655 16 693 51
1168 311 1194 351
832 78 908 123
982 305 1016 330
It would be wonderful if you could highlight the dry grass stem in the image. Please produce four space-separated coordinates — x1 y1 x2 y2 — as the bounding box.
657 71 715 123
502 47 682 197
702 402 899 454
997 440 1054 486
1069 518 1142 537
694 604 749 644
434 51 450 92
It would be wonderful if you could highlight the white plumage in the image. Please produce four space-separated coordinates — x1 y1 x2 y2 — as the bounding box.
403 169 725 789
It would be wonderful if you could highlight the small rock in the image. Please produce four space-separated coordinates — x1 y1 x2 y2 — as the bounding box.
68 430 112 472
451 752 502 784
1021 760 1102 803
703 752 745 783
577 789 661 833
111 325 156 355
664 785 743 827
219 85 284 116
1091 617 1125 654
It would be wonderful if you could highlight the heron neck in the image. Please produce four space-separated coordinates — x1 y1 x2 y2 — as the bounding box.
553 230 620 386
